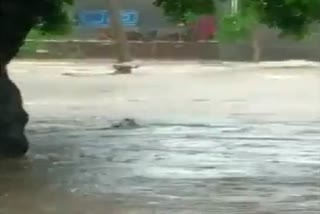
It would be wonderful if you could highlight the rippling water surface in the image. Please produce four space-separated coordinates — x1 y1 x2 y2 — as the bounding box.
0 61 319 213
1 118 318 213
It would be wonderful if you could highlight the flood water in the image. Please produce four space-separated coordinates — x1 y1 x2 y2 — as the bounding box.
1 61 319 213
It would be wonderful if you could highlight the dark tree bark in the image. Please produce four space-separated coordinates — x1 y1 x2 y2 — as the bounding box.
0 73 29 157
0 0 72 157
0 0 38 157
0 1 37 68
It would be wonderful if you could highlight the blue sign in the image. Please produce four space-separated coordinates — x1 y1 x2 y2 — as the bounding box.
78 10 139 28
121 10 139 27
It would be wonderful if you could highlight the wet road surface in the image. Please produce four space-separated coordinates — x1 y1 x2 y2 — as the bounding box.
0 60 319 213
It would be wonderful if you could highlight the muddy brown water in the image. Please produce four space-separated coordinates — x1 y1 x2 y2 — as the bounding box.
0 61 319 213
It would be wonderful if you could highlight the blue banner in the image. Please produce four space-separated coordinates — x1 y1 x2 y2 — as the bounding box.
78 10 139 27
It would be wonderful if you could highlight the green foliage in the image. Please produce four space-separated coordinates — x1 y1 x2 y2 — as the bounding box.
27 0 320 40
154 0 320 39
33 0 74 35
26 29 71 40
153 0 215 23
184 11 200 24
217 5 258 42
251 0 320 39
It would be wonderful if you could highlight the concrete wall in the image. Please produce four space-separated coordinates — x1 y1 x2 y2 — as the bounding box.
19 41 220 60
19 38 320 61
219 27 320 61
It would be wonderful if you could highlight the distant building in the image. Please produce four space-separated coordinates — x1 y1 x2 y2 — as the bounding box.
73 0 232 40
73 0 174 39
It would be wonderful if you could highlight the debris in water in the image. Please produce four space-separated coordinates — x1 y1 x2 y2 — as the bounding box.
111 118 139 129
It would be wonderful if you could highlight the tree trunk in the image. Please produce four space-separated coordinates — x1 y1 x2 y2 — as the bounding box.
0 71 29 158
0 1 36 157
0 2 36 67
108 0 132 63
252 28 261 62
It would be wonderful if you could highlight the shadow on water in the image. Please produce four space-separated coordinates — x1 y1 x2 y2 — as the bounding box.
1 118 320 213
